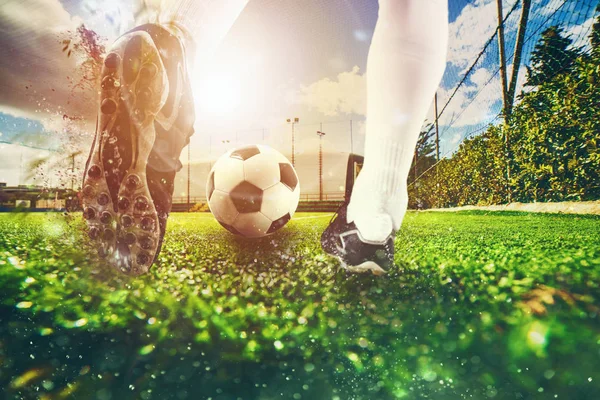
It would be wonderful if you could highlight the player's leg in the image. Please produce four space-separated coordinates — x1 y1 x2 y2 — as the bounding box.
349 0 448 236
321 0 448 274
82 0 248 275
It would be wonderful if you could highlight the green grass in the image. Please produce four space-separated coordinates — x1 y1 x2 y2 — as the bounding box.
0 211 599 400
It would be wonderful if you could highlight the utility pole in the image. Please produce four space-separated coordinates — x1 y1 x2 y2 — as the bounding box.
413 148 419 207
434 93 440 162
286 117 299 166
496 0 513 203
350 119 353 155
187 143 191 210
507 0 532 115
434 93 441 208
317 124 326 201
71 153 76 191
18 149 23 186
496 0 510 117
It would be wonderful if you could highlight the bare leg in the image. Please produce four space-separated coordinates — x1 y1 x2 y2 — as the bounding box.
347 0 449 241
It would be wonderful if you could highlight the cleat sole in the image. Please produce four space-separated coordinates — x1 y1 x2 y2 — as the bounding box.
82 31 167 275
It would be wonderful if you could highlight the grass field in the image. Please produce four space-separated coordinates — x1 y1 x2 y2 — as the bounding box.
0 211 599 400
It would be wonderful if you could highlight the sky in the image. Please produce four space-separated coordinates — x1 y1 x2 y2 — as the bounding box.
0 0 597 196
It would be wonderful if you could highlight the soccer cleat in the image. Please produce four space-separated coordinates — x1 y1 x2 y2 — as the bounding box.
321 204 395 275
82 23 195 275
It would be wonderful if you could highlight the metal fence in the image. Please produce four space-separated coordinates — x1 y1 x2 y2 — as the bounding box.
172 191 345 205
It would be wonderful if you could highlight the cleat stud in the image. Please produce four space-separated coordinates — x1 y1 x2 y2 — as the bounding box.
104 53 120 69
100 211 112 224
87 165 102 179
101 75 116 89
136 87 153 104
121 215 134 228
125 175 140 191
97 192 110 206
101 98 117 114
118 196 130 210
123 232 137 245
141 217 155 231
83 185 95 198
139 63 158 80
88 227 100 240
134 196 149 211
103 229 115 241
83 207 96 220
140 235 153 250
136 252 150 266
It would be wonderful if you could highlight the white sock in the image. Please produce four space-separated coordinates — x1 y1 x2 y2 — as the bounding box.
347 0 448 241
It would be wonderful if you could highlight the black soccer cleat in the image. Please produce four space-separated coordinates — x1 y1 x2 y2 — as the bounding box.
82 23 195 275
321 203 395 275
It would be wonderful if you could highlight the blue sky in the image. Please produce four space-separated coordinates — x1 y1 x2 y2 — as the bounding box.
0 0 597 192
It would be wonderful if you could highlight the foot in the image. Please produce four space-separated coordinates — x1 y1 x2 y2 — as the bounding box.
321 204 395 275
82 23 195 275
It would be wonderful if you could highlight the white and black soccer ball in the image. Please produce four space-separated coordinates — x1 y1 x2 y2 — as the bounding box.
206 145 300 237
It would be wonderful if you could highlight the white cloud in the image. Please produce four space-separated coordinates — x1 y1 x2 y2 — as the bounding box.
450 133 462 144
469 67 493 89
433 65 502 129
565 16 595 52
0 142 66 187
294 66 366 117
0 0 97 135
447 0 519 73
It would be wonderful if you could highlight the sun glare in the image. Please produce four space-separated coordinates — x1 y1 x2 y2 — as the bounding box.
195 75 242 116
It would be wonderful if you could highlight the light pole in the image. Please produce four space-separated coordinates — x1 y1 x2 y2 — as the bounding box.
317 127 326 201
286 117 299 166
187 143 190 209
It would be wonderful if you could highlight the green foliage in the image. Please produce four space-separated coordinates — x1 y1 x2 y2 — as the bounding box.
189 202 210 212
408 123 438 209
526 26 581 87
589 4 600 57
1 212 599 399
411 18 600 206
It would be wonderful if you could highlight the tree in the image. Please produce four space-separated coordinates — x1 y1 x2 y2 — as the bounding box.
526 26 580 87
591 4 600 57
408 123 437 183
407 123 438 208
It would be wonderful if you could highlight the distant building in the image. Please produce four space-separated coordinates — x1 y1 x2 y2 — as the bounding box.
0 185 80 211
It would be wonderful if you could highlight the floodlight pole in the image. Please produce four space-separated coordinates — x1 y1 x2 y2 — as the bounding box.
71 153 76 191
317 125 326 201
187 143 191 211
209 134 212 169
434 92 441 207
350 119 353 154
496 0 513 203
286 117 299 166
496 0 509 116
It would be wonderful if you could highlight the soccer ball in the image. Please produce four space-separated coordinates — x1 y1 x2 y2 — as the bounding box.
206 145 300 237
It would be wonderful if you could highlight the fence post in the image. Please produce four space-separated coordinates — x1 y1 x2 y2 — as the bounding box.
187 143 191 211
413 148 418 208
434 92 440 208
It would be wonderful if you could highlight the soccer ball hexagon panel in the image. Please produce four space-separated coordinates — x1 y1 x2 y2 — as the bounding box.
206 145 300 237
